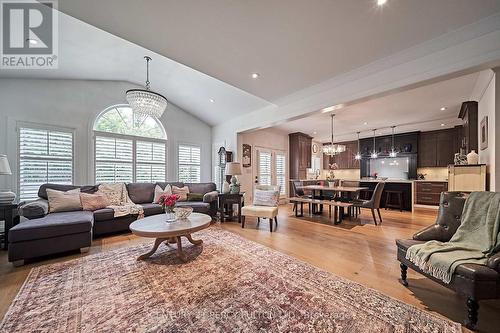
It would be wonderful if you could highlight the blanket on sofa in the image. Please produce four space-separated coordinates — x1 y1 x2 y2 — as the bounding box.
98 183 144 219
406 191 500 284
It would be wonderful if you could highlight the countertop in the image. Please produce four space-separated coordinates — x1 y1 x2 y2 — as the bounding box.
413 180 448 183
292 178 448 183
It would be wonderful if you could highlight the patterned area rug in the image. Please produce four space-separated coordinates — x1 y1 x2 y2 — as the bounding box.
1 227 460 333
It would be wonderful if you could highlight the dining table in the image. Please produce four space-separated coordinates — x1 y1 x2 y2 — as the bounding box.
297 185 369 216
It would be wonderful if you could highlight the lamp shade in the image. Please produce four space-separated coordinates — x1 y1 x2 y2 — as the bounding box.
0 154 12 175
225 162 242 176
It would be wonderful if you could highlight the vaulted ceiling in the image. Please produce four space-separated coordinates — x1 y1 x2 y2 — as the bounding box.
2 0 500 126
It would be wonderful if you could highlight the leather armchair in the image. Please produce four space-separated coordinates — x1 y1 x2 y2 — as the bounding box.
396 192 500 330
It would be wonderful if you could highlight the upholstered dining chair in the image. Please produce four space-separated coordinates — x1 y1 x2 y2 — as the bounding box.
241 185 280 232
340 180 361 216
291 180 312 212
352 182 385 225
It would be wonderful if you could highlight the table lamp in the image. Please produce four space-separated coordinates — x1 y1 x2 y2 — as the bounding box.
225 162 242 194
0 154 15 204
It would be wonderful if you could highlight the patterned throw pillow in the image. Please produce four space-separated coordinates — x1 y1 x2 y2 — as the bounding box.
46 188 82 213
172 186 190 201
253 189 279 207
153 184 172 203
97 183 122 205
80 193 110 211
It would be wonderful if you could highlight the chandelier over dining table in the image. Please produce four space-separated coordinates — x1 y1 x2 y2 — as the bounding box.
126 56 168 118
322 114 346 156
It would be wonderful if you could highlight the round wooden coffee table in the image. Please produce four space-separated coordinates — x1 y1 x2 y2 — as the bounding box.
129 212 212 261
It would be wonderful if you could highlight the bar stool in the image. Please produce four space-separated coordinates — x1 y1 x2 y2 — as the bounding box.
385 190 404 211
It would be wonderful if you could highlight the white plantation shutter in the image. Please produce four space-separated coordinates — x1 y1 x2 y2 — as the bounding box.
178 144 201 182
136 141 166 182
258 151 272 186
95 136 133 183
19 127 73 201
276 153 286 195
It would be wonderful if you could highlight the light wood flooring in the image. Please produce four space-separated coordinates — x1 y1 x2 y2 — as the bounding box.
1 205 499 332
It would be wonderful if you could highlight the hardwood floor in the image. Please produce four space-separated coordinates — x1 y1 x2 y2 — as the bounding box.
1 205 499 332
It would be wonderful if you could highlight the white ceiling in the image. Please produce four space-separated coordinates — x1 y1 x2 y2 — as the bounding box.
0 13 272 125
273 72 480 142
2 1 499 127
56 0 500 102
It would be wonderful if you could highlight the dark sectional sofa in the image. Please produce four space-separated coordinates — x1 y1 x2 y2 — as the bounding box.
9 182 218 266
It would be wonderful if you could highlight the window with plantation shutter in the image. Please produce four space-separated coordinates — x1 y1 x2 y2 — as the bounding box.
258 151 272 186
276 153 286 195
178 144 201 182
18 127 73 201
94 105 167 183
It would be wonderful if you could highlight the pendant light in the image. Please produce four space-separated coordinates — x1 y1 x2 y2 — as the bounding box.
389 126 398 158
322 114 346 156
126 56 168 118
370 129 378 159
354 131 361 160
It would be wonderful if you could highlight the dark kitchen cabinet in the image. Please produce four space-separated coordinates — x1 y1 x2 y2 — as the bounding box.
458 101 478 153
323 140 359 170
359 132 419 157
289 133 312 190
418 128 458 167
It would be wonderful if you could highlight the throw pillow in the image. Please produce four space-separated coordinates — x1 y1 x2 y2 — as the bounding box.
253 189 279 207
153 184 172 203
80 192 110 211
172 186 190 201
46 188 82 213
187 193 204 202
97 183 122 205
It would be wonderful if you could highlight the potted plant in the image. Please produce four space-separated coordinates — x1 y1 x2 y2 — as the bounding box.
158 193 180 222
326 163 338 187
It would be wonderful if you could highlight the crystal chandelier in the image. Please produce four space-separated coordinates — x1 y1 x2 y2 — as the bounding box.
322 114 346 156
126 56 168 118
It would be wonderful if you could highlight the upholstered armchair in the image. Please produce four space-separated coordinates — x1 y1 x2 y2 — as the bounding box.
241 185 280 232
396 192 500 330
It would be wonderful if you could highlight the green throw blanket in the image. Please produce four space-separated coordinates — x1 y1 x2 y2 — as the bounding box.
406 191 500 284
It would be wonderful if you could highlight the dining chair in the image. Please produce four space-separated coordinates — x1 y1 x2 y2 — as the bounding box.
352 182 385 225
340 180 361 216
291 180 312 212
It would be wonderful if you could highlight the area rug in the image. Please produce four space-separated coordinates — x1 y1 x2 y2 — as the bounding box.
0 227 460 333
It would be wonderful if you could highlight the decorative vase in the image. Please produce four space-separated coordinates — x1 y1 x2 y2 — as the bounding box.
467 150 479 165
164 206 177 222
454 153 467 165
222 180 230 194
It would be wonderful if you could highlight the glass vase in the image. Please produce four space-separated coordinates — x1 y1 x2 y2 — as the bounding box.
164 206 177 222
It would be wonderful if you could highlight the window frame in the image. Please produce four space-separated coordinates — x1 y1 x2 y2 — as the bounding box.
93 105 167 183
17 121 75 201
177 142 202 183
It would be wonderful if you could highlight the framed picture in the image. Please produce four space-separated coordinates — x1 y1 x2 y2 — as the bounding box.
480 116 488 150
242 144 251 167
312 143 319 154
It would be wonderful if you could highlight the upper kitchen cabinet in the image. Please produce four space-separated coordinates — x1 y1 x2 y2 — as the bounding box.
418 128 457 167
323 140 359 170
359 132 419 157
458 101 478 154
289 132 312 180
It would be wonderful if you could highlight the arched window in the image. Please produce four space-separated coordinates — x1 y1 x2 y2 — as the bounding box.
93 105 167 183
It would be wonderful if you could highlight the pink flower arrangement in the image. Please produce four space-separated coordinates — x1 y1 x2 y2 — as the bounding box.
158 193 180 209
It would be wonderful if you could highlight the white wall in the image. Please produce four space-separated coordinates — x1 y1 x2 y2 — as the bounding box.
472 70 496 190
237 129 288 202
0 79 212 193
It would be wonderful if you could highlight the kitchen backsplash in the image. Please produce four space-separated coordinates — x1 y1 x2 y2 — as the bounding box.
416 167 448 180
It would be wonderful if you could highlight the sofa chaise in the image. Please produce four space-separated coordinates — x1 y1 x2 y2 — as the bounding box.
9 182 218 266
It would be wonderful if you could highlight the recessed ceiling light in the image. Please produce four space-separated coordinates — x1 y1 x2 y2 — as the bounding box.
321 104 345 113
26 38 38 45
313 131 317 135
377 0 387 5
440 123 445 127
251 73 260 79
363 122 368 125
209 98 215 103
440 107 447 111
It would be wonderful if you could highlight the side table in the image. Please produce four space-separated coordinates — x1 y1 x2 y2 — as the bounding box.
0 202 20 250
218 193 245 223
